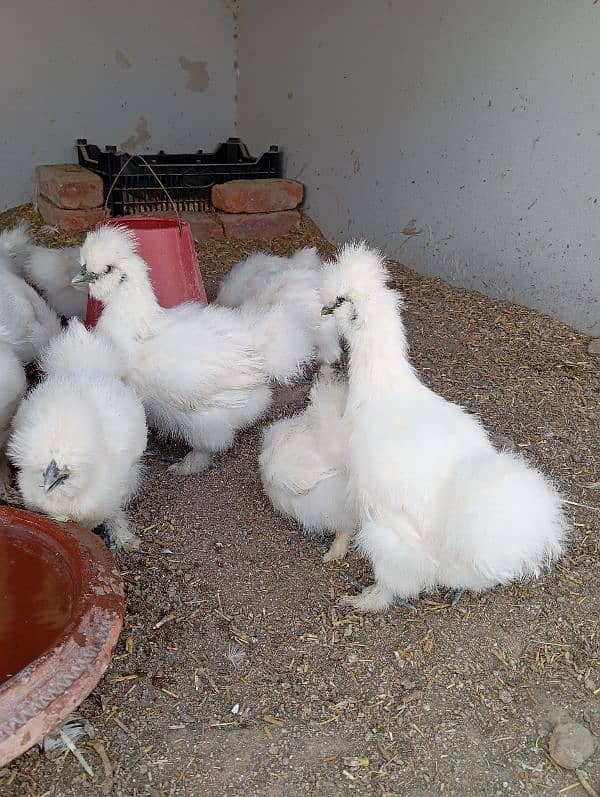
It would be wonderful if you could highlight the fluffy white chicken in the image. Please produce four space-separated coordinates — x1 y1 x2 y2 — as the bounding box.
25 245 88 319
0 332 26 500
217 248 341 366
74 225 314 475
260 364 357 562
321 242 568 612
8 320 147 550
0 254 61 363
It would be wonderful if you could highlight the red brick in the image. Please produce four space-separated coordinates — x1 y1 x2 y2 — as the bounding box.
139 211 225 240
218 210 301 240
180 212 224 240
37 194 106 232
36 164 104 210
212 179 303 213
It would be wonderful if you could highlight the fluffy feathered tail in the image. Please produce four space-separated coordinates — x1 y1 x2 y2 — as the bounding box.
289 246 321 271
436 449 568 589
0 223 33 274
243 303 315 384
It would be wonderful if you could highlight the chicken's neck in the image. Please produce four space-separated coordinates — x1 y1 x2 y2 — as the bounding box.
102 266 161 339
347 292 419 402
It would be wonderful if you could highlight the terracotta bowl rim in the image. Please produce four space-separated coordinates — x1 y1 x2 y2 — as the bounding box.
0 506 124 766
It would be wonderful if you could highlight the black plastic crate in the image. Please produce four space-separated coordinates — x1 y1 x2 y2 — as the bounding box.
76 137 283 217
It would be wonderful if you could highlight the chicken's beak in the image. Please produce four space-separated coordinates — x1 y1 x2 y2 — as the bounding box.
43 460 69 492
71 266 93 285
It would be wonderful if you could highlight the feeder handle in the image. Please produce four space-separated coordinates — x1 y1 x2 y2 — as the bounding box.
104 154 180 220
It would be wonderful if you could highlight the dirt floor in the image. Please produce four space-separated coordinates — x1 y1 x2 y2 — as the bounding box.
1 205 599 797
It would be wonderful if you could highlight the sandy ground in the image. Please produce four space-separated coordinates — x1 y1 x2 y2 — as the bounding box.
0 206 598 797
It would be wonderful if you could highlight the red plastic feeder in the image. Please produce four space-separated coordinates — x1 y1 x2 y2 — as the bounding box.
85 217 207 327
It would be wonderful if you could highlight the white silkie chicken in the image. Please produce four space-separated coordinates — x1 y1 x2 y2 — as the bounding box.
0 329 26 500
260 364 357 562
217 248 341 366
73 225 315 475
0 253 61 364
320 242 568 612
25 245 88 320
8 320 147 550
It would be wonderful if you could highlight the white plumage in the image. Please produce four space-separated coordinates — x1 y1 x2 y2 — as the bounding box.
0 222 33 274
217 247 320 307
320 242 568 612
0 335 26 500
25 245 88 319
217 248 341 365
76 225 314 475
260 364 357 561
0 254 61 364
8 320 147 549
0 223 87 319
39 315 127 381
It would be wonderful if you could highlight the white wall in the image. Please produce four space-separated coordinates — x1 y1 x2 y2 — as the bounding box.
1 0 236 210
238 0 600 335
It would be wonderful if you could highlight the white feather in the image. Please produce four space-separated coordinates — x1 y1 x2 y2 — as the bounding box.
40 317 126 381
0 339 27 499
237 302 316 384
216 247 321 307
260 365 357 561
0 222 33 275
25 245 88 319
0 255 62 363
321 242 569 611
217 248 341 365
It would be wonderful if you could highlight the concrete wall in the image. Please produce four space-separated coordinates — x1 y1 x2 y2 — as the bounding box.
1 0 236 210
237 0 600 335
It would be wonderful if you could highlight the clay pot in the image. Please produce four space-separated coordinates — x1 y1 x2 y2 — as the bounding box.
0 506 124 766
